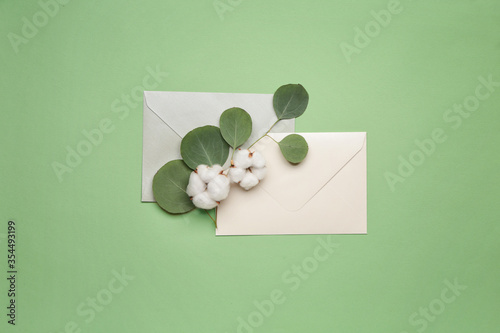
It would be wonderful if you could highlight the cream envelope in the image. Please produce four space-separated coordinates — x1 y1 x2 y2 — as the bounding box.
216 132 367 235
142 91 295 202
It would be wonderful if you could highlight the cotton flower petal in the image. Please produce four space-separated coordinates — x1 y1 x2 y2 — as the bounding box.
228 166 246 183
207 174 230 201
196 165 210 183
233 149 253 169
239 171 259 190
192 191 218 210
197 164 223 183
186 171 206 197
251 151 266 168
250 166 267 180
210 164 224 175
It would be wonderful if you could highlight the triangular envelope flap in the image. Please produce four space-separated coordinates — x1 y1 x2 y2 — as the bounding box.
144 91 294 144
256 132 366 211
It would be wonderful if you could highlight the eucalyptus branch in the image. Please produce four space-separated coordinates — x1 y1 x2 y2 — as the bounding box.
248 119 279 148
204 209 217 228
152 84 309 217
265 135 278 144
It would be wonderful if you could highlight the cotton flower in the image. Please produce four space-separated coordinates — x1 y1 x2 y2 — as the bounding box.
197 164 223 183
186 164 230 209
186 172 206 197
192 191 218 210
227 166 246 183
230 149 267 190
239 171 259 190
207 174 230 201
250 166 266 180
233 149 253 169
251 151 266 169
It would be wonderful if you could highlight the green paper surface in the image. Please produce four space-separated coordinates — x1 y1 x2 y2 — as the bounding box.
1 1 499 332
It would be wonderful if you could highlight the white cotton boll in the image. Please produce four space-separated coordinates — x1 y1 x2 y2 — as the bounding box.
239 171 260 190
186 171 206 197
250 166 267 181
233 149 253 169
251 151 266 168
228 167 246 183
210 164 224 174
196 165 210 183
207 174 230 201
192 191 218 210
197 164 223 183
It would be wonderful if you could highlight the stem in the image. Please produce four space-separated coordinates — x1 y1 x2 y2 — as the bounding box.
230 147 236 162
248 119 280 148
266 135 279 144
204 209 217 229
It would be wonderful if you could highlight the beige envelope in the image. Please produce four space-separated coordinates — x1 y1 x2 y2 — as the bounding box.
216 132 367 235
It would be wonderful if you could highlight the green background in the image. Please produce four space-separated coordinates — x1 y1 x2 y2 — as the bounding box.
1 0 499 332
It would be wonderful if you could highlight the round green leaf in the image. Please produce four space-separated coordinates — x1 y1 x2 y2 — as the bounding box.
219 107 253 148
273 84 309 120
278 134 309 164
153 159 195 214
180 125 230 170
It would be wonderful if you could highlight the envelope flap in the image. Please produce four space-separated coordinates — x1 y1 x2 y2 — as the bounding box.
255 132 366 211
144 91 294 144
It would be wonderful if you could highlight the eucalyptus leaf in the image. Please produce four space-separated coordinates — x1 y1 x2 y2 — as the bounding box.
181 125 230 170
273 84 309 120
153 159 194 214
278 134 309 164
219 107 252 148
